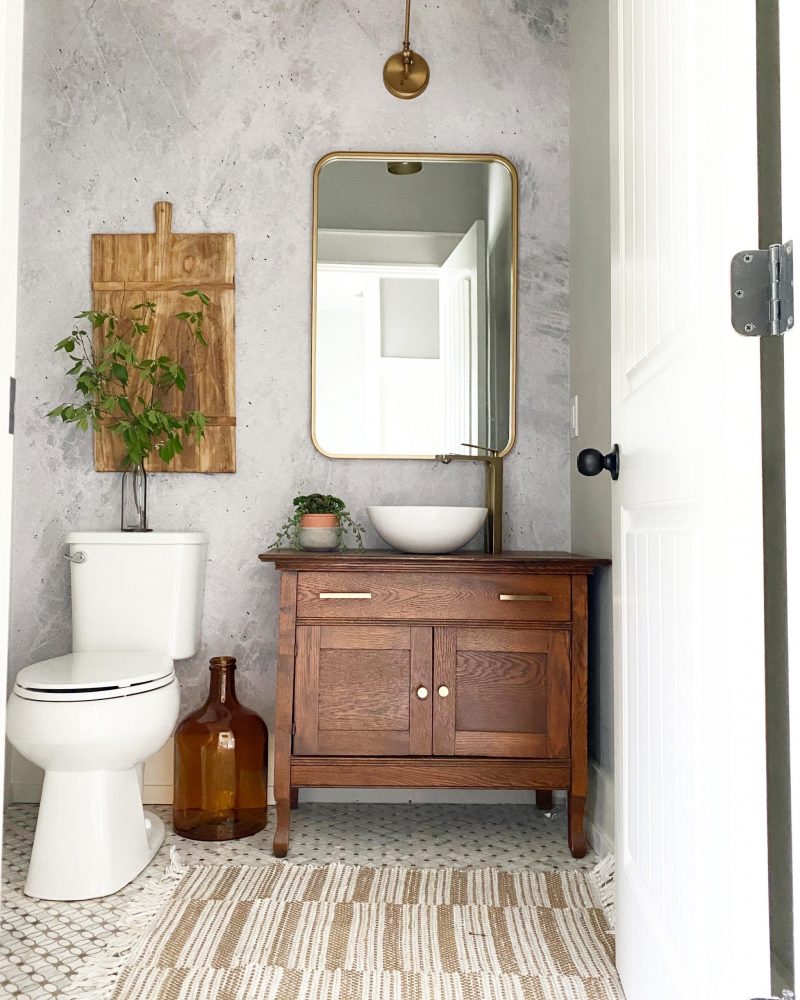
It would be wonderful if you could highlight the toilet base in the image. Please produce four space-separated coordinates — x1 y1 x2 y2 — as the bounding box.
25 768 166 900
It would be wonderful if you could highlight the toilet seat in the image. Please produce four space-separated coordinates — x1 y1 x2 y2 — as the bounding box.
13 651 175 703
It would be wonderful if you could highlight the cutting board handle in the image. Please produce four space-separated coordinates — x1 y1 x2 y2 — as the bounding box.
154 202 172 279
154 201 172 236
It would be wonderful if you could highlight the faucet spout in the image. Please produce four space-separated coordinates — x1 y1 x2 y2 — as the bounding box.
436 449 503 554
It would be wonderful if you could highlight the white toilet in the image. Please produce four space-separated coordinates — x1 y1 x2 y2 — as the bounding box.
6 531 206 900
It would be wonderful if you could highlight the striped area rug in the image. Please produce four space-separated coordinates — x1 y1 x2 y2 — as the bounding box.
108 861 624 1000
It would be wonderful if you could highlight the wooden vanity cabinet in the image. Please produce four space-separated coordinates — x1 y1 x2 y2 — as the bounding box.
260 551 609 860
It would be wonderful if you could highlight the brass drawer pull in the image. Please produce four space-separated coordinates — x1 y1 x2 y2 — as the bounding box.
499 594 554 602
318 592 372 600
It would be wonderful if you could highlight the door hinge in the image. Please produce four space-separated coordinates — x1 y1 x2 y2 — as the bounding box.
731 241 794 336
8 376 15 435
291 722 296 736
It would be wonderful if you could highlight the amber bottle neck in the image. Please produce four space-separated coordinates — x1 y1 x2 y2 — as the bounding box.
208 664 239 706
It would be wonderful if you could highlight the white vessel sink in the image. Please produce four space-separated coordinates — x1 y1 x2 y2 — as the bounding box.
367 505 488 554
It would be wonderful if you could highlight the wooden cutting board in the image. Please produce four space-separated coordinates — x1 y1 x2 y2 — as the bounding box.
92 201 236 472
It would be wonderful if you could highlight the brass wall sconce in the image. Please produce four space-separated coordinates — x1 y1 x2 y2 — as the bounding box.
383 0 429 100
387 161 423 175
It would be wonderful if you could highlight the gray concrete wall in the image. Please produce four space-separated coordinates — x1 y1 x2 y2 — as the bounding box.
9 0 570 728
568 0 614 849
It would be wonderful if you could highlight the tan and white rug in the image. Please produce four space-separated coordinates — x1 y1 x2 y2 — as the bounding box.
73 852 624 1000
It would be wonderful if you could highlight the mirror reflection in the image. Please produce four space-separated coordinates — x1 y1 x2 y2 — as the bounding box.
312 154 517 458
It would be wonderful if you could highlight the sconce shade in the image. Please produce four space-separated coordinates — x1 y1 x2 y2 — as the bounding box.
387 161 423 175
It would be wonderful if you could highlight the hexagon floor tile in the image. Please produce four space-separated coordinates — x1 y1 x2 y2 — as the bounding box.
1 801 594 999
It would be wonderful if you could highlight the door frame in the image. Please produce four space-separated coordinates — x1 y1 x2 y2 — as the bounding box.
774 0 799 990
0 0 24 825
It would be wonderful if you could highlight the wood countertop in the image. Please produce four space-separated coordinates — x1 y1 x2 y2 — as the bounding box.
259 550 611 574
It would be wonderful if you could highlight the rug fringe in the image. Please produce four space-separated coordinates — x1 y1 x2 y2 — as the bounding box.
64 845 188 1000
589 853 616 931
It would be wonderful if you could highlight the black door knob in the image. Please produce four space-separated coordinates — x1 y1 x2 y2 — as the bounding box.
577 444 620 481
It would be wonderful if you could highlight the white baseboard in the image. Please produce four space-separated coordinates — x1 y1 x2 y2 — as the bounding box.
586 759 615 857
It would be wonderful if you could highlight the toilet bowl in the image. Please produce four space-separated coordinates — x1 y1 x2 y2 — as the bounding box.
6 532 206 900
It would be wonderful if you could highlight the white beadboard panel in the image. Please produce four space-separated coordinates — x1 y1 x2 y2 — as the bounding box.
619 502 699 975
621 0 695 400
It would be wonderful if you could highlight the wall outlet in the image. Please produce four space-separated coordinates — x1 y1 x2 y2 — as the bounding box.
570 394 579 439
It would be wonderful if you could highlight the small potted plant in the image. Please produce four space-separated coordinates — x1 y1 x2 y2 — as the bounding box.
47 291 209 530
270 494 365 551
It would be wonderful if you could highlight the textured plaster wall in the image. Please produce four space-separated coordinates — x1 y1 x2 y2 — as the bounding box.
9 0 570 722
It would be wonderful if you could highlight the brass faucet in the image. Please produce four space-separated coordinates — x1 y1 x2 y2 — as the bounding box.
435 444 504 554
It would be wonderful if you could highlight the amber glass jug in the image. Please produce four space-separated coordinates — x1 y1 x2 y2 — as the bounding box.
173 656 268 841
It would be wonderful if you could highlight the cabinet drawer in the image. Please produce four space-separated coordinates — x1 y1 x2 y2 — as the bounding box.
296 572 571 623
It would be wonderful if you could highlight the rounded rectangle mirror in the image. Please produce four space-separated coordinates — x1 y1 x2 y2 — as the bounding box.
311 152 518 459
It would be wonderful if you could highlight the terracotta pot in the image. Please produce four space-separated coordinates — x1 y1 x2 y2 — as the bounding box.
300 513 340 528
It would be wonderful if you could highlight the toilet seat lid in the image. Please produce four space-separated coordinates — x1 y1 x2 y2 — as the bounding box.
15 651 175 693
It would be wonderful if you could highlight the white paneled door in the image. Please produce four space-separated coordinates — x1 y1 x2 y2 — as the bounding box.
610 2 771 998
440 220 487 451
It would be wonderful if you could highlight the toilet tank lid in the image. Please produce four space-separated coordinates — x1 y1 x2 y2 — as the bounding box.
66 531 207 545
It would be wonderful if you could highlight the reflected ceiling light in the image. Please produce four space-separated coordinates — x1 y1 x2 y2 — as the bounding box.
387 161 423 176
383 0 430 100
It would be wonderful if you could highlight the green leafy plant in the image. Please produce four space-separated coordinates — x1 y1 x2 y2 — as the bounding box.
47 290 210 466
270 493 365 550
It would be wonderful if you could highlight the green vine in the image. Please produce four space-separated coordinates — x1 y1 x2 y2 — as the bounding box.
47 290 210 467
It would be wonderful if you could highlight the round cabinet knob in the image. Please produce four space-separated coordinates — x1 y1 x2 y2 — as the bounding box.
416 686 429 700
437 685 450 698
577 444 620 481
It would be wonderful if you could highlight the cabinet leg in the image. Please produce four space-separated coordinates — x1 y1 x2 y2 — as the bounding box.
568 791 588 858
273 799 290 858
290 786 299 810
536 790 554 811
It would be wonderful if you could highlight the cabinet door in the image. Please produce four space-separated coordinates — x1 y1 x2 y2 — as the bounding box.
294 625 432 756
432 627 570 758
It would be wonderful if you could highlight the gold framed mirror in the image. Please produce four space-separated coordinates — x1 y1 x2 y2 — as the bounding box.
311 152 518 459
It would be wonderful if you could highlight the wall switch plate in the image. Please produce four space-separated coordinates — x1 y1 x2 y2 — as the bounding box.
570 394 579 439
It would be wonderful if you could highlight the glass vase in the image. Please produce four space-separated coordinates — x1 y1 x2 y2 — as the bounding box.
173 656 269 841
120 463 148 532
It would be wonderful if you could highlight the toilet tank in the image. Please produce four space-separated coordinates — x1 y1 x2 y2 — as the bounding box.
66 532 207 659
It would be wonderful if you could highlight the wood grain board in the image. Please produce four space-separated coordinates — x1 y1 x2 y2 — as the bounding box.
289 757 571 790
92 201 235 472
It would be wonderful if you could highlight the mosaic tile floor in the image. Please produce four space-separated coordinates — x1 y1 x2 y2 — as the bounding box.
1 801 594 999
